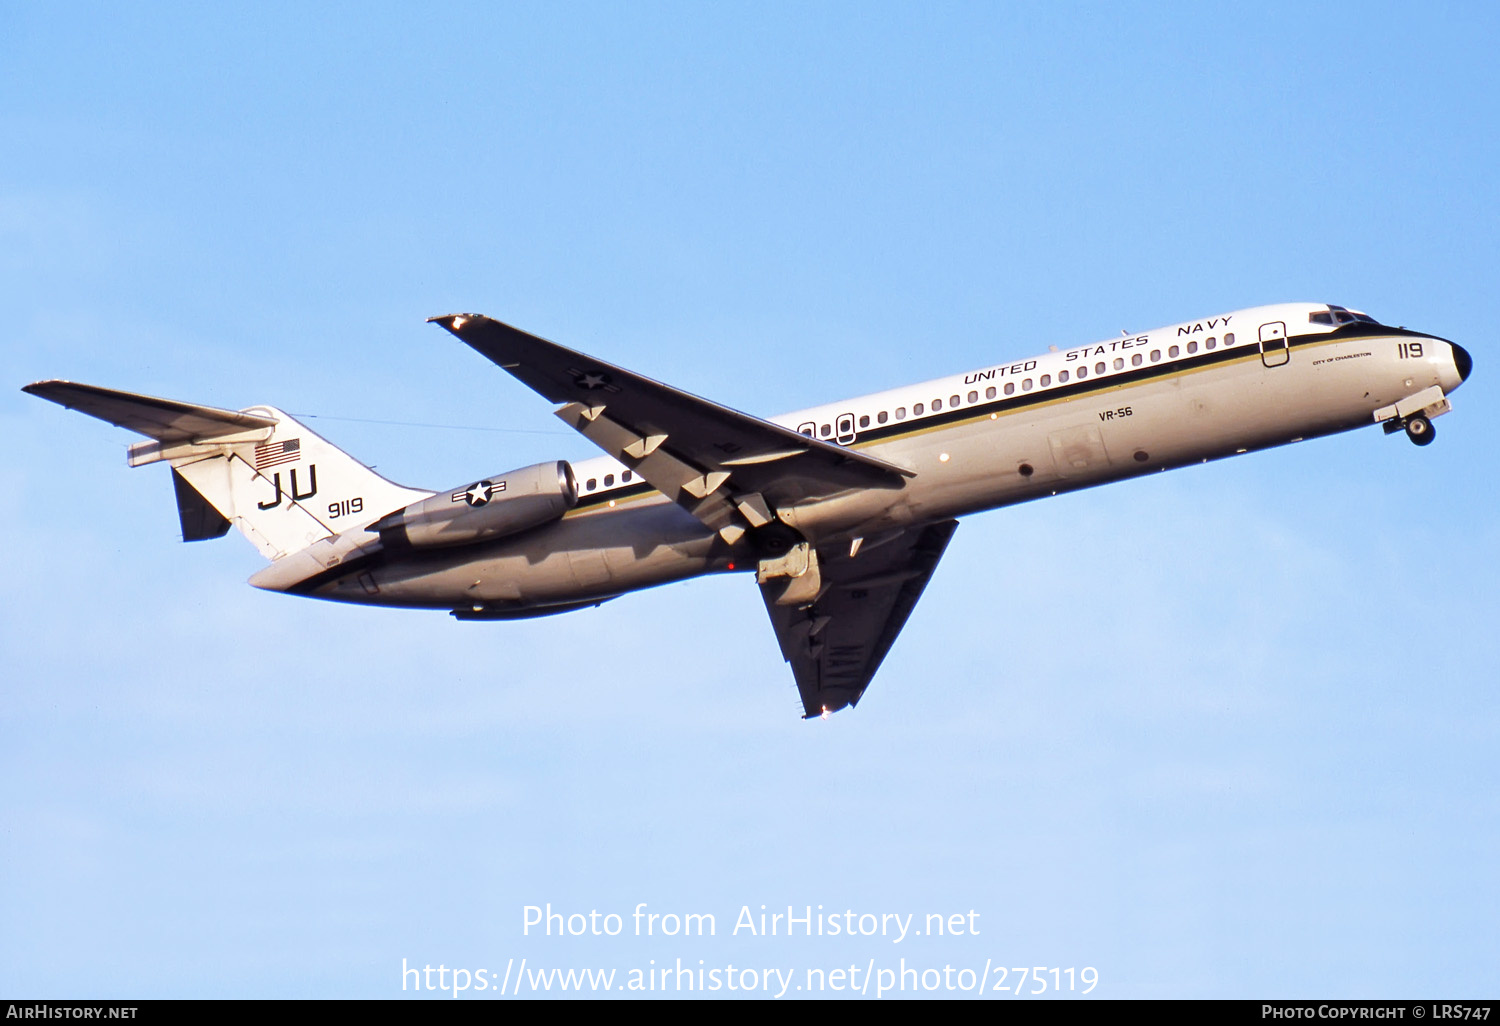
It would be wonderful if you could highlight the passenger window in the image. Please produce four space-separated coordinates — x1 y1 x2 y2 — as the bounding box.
1022 378 1034 391
914 403 924 415
1077 366 1088 379
1187 341 1198 354
877 411 888 424
1095 362 1106 374
896 407 907 420
1205 338 1216 350
1058 370 1069 383
586 478 597 490
603 474 614 487
1039 374 1051 386
1004 382 1015 395
1113 358 1124 370
950 394 961 406
1150 350 1161 362
1131 354 1143 366
859 415 869 428
1169 345 1180 358
1224 332 1235 345
985 386 996 399
820 424 832 437
931 398 942 411
622 471 633 482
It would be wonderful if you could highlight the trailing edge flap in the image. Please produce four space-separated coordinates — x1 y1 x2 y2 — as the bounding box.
22 381 277 442
762 519 958 719
430 315 913 538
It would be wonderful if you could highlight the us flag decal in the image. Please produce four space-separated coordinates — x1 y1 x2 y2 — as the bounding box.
254 438 301 470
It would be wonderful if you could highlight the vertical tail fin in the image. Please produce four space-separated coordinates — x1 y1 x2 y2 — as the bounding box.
164 405 432 559
23 382 431 560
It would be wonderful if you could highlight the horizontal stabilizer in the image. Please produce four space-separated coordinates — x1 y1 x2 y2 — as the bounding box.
22 381 277 442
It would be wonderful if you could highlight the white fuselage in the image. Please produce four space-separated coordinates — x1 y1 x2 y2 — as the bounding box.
294 302 1468 612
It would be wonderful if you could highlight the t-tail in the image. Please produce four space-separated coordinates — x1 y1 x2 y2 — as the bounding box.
22 381 431 560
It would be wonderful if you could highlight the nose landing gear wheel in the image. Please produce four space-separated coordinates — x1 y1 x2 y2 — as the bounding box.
1405 414 1435 446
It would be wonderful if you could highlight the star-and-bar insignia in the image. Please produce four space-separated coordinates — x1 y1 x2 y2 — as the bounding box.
567 367 620 393
452 480 499 506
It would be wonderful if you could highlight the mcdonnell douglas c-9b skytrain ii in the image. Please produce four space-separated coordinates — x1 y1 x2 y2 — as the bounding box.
24 302 1471 718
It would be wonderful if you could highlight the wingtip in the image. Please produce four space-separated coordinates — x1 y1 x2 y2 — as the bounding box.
21 379 69 397
427 313 485 333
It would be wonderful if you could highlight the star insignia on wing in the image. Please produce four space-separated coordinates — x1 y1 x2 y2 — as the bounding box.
567 367 619 392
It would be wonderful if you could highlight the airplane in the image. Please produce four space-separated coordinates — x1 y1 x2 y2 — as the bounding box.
23 301 1471 719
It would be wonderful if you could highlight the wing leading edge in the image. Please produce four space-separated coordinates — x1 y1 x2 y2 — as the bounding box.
763 520 959 718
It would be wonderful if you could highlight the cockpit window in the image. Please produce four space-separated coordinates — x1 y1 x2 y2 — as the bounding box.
1312 306 1378 326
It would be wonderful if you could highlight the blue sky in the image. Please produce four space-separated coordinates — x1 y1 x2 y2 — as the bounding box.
3 1 1497 999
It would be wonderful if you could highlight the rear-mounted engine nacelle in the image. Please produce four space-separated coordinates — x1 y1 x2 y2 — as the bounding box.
371 461 578 548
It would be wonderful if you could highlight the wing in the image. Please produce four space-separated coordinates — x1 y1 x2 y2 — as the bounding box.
762 520 958 718
430 314 912 542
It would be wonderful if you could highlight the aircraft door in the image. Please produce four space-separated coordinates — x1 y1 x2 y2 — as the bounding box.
835 413 857 445
1259 321 1289 367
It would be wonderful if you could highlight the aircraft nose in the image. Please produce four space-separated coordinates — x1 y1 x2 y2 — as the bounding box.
1452 341 1473 384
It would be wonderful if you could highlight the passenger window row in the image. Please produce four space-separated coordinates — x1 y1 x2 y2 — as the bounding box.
584 469 635 492
590 328 1247 488
792 333 1237 439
